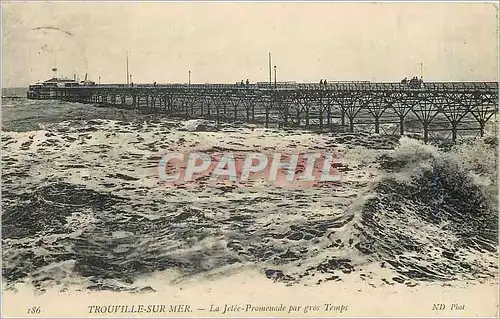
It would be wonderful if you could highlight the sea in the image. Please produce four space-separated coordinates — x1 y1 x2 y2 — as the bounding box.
1 87 498 293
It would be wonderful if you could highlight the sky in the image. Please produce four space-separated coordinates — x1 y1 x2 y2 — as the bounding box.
1 1 499 87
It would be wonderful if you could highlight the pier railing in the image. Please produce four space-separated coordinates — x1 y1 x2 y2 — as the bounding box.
90 81 499 92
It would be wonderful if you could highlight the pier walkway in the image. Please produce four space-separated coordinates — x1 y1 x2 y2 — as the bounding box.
27 81 499 143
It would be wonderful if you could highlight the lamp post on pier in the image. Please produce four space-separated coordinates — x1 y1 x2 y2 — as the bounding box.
274 65 277 88
268 52 272 88
126 50 130 86
188 71 191 86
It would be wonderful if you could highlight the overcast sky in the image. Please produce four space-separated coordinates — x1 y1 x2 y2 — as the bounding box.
2 2 498 87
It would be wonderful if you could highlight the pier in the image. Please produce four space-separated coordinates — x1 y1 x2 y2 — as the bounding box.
27 81 498 143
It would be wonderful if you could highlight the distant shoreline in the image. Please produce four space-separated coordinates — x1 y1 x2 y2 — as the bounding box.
2 87 28 99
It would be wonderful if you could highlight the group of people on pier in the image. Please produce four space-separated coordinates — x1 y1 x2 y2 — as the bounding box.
319 79 328 86
236 79 250 86
401 76 424 88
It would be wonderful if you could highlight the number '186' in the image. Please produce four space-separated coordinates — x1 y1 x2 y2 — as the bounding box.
27 306 41 314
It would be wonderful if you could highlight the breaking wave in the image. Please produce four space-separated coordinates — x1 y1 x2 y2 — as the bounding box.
356 136 498 281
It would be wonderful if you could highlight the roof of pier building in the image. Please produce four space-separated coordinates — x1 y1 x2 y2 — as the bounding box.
43 78 77 83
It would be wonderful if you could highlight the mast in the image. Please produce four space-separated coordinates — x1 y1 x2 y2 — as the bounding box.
52 53 58 78
52 54 57 78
